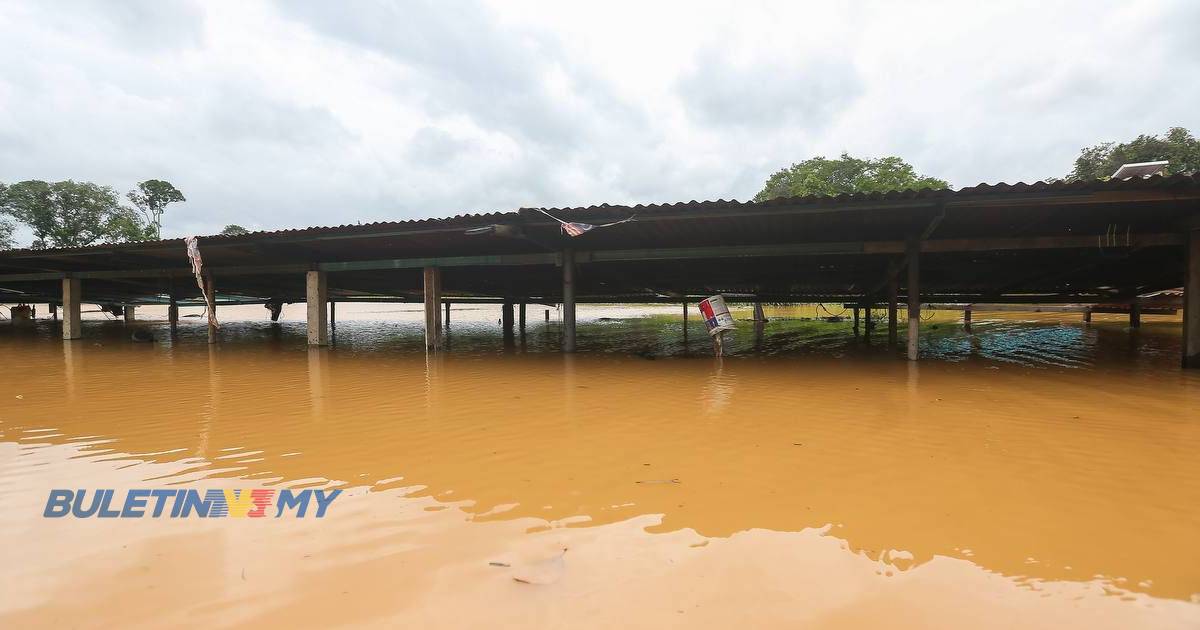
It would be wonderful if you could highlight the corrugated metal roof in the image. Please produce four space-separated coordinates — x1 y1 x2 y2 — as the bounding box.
3 173 1199 256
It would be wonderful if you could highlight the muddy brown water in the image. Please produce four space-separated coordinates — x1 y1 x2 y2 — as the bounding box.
1 304 1197 628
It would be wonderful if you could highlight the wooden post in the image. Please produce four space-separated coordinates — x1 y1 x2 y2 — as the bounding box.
887 278 898 346
306 270 329 346
123 305 136 323
444 301 451 328
519 302 527 337
50 303 58 321
682 300 689 343
963 305 972 332
1083 307 1092 324
168 296 178 335
563 249 576 353
852 307 860 337
1185 230 1200 368
864 305 873 335
753 301 767 322
62 278 81 340
545 309 550 322
1129 299 1141 328
330 300 336 339
422 267 442 352
906 238 920 361
204 274 217 344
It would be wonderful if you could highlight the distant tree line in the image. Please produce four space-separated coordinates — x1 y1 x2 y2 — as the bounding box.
0 179 185 250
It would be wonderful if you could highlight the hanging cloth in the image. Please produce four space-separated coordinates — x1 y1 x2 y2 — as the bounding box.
184 236 219 329
536 209 636 237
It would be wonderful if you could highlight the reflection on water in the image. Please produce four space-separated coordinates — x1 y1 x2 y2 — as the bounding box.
1 306 1198 628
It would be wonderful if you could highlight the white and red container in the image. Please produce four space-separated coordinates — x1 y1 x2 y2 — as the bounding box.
698 294 736 336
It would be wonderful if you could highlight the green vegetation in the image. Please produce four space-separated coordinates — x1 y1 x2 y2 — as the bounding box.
219 224 250 236
0 178 185 249
754 153 948 201
1067 127 1200 181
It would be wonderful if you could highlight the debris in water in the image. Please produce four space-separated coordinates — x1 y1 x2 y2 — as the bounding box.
636 479 680 484
488 561 511 568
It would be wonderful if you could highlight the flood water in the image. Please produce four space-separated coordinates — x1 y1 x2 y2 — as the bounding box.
1 303 1198 629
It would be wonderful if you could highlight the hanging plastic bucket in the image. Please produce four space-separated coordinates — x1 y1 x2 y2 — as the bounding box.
698 294 736 336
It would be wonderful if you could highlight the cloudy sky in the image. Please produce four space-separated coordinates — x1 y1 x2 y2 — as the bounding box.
1 1 1197 241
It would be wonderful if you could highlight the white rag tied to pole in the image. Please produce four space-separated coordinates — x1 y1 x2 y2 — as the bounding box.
184 236 219 329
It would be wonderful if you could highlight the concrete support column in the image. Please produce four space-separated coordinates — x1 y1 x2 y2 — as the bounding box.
682 300 689 343
1129 299 1141 328
906 238 920 361
1184 230 1200 368
562 249 576 353
62 278 81 340
306 270 329 346
502 301 515 342
422 267 442 352
204 275 217 344
963 305 972 332
519 302 527 337
887 279 898 347
123 305 136 323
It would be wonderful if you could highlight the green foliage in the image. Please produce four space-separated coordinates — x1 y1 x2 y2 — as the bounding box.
219 224 250 236
0 180 150 248
1067 127 1200 181
754 153 949 201
0 183 12 250
127 179 186 239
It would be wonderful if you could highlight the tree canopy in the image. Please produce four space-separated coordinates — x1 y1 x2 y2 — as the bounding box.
219 224 250 236
0 180 147 249
127 179 186 239
754 153 949 201
1067 127 1200 181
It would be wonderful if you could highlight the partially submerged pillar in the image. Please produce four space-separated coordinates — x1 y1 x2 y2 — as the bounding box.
682 300 689 343
887 279 898 347
852 307 860 336
562 249 576 353
62 277 81 340
864 305 873 335
519 302 527 337
502 301 515 343
168 296 179 335
906 238 920 361
1129 299 1141 328
444 301 451 328
1185 229 1200 368
50 303 58 321
963 305 972 332
123 305 136 323
1083 307 1092 324
306 270 329 346
330 300 336 340
753 301 767 322
422 266 442 352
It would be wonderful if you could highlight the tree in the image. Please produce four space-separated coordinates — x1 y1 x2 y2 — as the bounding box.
0 183 12 250
219 224 250 236
1067 127 1200 181
754 153 949 201
0 180 149 248
127 179 185 240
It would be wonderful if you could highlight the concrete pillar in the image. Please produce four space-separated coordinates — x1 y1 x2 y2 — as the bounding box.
682 300 689 343
1184 230 1200 368
1129 299 1141 328
963 305 972 332
306 270 329 346
852 307 860 336
330 300 336 339
204 275 217 344
422 267 442 352
123 305 136 323
906 238 920 361
519 302 527 336
562 249 576 353
444 301 451 328
545 309 550 322
887 279 898 347
864 305 873 335
50 304 58 321
62 278 81 340
1083 307 1092 324
753 301 767 322
168 296 179 335
502 301 515 342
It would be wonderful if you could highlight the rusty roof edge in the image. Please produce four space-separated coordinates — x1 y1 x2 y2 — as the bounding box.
2 173 1198 258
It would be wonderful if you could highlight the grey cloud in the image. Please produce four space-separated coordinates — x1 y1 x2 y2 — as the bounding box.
677 50 863 130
